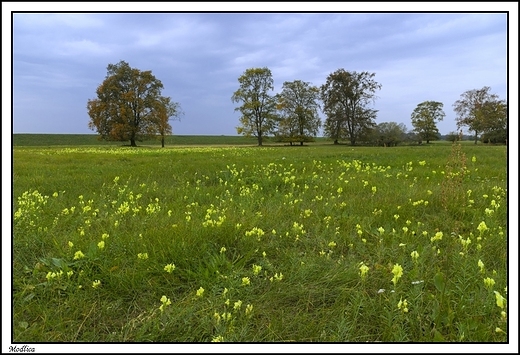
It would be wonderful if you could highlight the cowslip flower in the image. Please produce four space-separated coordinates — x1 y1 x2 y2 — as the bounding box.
377 227 385 235
92 280 101 289
159 295 171 312
484 277 495 289
245 304 253 317
137 253 148 260
359 262 369 280
73 250 85 260
252 264 262 275
242 277 251 286
397 297 409 313
431 231 443 242
391 264 403 286
211 335 224 342
233 300 242 310
477 221 488 234
164 263 176 273
97 241 105 250
494 291 506 309
478 259 485 273
196 287 205 297
410 251 419 262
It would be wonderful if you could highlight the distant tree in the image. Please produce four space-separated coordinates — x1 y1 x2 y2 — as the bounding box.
154 96 183 147
320 69 381 145
452 86 505 144
87 60 180 147
275 80 321 145
445 131 461 143
232 67 278 146
479 100 507 144
410 101 445 144
371 122 408 147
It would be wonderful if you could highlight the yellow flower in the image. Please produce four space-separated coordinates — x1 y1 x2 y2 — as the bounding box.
211 335 224 342
494 291 506 309
137 252 148 260
477 221 488 234
359 263 369 279
159 295 171 312
391 264 403 286
245 304 253 317
431 231 443 242
252 264 262 275
241 277 251 286
164 263 176 273
97 241 105 250
68 241 74 248
73 250 85 260
196 287 205 297
410 250 419 262
484 277 495 289
92 280 101 289
233 300 242 310
478 259 485 273
397 297 408 313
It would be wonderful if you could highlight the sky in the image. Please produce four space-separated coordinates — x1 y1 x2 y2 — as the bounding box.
6 3 516 137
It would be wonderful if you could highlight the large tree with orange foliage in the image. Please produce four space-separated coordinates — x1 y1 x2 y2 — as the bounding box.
87 61 181 147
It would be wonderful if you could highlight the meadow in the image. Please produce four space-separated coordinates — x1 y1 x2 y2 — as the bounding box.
12 136 508 343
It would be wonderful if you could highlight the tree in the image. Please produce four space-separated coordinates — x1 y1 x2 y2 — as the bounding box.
154 96 183 147
275 80 321 145
452 86 505 144
445 131 461 143
479 100 507 144
232 67 278 146
320 69 381 145
371 122 408 147
87 60 181 147
410 101 445 144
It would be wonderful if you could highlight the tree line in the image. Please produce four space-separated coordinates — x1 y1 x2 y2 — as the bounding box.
87 61 507 146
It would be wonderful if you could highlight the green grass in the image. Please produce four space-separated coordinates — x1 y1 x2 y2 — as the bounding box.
12 139 508 343
13 134 326 146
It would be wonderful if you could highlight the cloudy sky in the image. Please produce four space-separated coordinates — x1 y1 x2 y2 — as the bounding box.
7 3 515 136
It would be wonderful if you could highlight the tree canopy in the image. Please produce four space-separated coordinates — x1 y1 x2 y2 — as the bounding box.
370 121 408 147
87 60 181 147
320 69 381 145
410 101 445 144
232 67 278 146
275 80 321 145
452 86 506 144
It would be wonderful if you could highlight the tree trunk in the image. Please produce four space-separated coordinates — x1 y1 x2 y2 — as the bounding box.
334 139 338 145
257 132 262 146
300 141 303 146
130 138 137 147
161 136 165 148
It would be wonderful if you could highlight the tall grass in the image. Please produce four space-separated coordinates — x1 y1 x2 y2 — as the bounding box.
12 142 508 344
